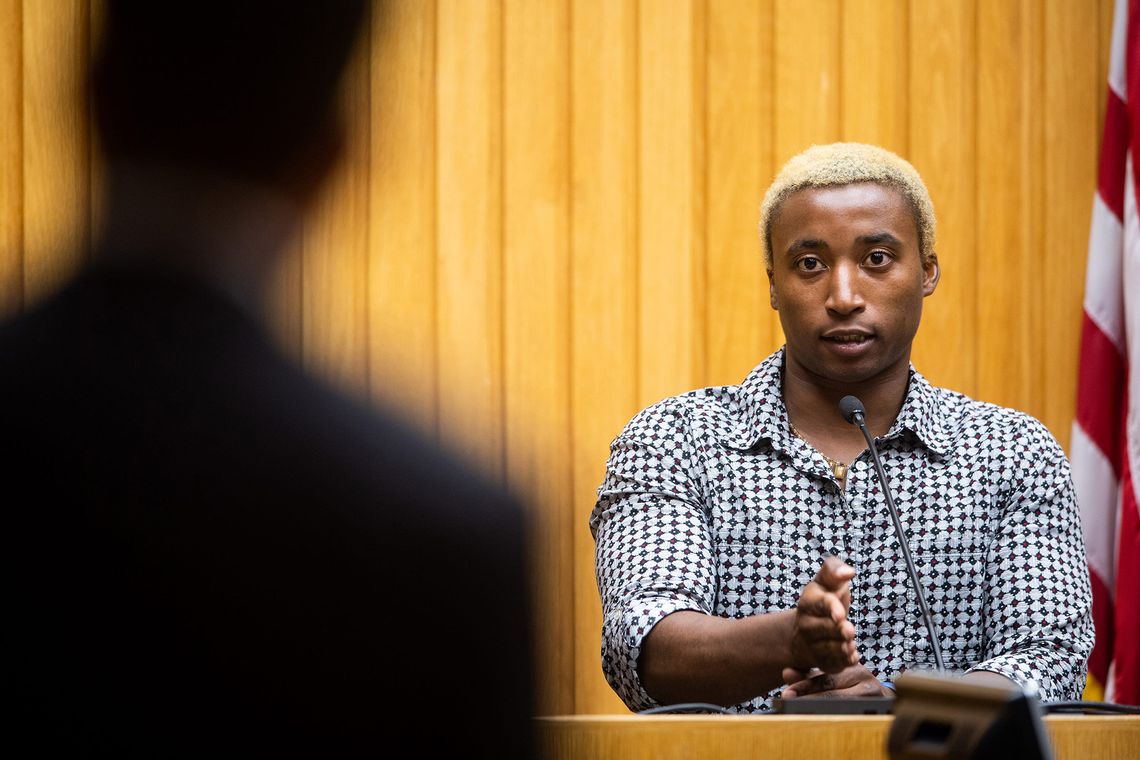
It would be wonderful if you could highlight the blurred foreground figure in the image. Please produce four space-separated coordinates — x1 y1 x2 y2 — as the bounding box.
2 2 534 756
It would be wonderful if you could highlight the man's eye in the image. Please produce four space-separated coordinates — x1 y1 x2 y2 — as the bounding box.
797 257 823 272
866 251 890 267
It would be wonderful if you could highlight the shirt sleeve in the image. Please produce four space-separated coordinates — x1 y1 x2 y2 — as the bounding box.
965 417 1094 702
588 398 716 712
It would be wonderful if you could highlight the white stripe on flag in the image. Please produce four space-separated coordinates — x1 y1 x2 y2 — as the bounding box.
1072 421 1120 591
1109 0 1129 100
1086 192 1127 352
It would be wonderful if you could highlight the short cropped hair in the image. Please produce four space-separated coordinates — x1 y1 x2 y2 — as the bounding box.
758 142 936 270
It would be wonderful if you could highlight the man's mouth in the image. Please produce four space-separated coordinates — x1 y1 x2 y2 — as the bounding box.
822 331 873 344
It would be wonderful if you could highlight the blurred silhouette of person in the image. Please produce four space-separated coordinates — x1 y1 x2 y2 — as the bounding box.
2 2 535 756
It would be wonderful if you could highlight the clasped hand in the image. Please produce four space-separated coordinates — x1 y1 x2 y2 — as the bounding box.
781 557 892 699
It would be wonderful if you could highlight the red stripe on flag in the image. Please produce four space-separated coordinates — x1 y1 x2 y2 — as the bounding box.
1102 89 1130 220
1130 0 1140 195
1076 313 1126 474
1115 423 1140 704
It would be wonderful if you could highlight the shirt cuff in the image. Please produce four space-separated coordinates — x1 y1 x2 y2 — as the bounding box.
620 596 708 710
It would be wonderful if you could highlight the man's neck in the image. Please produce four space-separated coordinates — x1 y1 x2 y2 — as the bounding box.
96 161 303 315
781 350 912 463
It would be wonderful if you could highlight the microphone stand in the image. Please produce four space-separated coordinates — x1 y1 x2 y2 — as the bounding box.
841 396 945 673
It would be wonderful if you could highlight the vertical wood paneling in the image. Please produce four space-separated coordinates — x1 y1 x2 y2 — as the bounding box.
88 0 105 246
22 0 89 304
1042 0 1100 450
368 0 438 431
266 236 305 360
773 0 840 165
840 0 908 155
436 0 504 478
0 0 22 318
1099 0 1116 136
569 0 639 716
638 0 705 408
975 0 1041 411
908 0 977 398
503 0 572 716
302 41 372 400
705 0 774 387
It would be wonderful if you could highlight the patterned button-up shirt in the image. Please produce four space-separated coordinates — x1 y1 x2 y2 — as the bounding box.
590 348 1093 713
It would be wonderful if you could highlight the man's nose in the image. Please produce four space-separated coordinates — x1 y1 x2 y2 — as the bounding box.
825 262 866 315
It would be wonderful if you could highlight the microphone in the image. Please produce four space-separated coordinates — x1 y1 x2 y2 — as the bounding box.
839 395 945 673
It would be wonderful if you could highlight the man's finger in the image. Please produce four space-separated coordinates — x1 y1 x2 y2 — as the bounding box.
797 586 849 623
814 556 855 591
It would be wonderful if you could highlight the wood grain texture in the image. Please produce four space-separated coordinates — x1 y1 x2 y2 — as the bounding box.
975 0 1041 413
503 0 573 716
773 0 840 166
1042 0 1099 450
301 39 372 401
0 0 22 318
569 0 640 716
637 0 705 408
705 0 774 387
368 0 438 432
840 0 908 155
536 715 1140 760
436 0 505 479
22 0 89 305
907 0 978 399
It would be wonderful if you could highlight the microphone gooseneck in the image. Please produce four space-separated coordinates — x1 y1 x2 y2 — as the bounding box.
838 395 946 673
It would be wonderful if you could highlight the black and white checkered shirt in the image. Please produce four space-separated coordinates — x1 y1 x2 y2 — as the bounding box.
590 348 1093 712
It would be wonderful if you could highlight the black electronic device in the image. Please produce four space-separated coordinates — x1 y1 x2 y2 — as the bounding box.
887 670 1053 760
772 695 894 715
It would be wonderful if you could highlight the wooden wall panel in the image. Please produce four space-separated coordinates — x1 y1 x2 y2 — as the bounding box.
569 0 639 716
773 0 839 166
503 0 573 716
302 42 373 401
0 0 1112 718
705 0 775 387
637 1 706 408
368 0 438 431
975 0 1042 412
1042 0 1100 449
840 0 908 155
22 0 89 304
436 0 505 479
908 0 978 398
0 0 22 318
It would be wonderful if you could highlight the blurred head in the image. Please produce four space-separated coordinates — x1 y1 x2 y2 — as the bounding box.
759 142 937 273
92 1 372 194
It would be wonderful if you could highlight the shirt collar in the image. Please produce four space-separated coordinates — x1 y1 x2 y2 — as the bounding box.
719 347 952 457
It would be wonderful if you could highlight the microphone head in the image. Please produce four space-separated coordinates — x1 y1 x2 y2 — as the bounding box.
839 395 866 425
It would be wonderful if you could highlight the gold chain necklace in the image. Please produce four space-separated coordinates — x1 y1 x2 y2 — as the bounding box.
788 420 848 482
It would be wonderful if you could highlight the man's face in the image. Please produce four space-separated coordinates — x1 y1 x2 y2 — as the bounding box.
767 182 939 385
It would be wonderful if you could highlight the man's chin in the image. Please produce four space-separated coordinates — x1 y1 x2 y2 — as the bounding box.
787 349 895 388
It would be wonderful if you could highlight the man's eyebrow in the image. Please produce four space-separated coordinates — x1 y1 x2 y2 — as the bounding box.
856 231 903 246
784 238 826 255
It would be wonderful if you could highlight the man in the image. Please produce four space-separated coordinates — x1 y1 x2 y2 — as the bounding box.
590 142 1092 713
2 2 534 755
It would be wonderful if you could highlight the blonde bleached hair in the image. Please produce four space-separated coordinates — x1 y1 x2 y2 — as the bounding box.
758 142 936 270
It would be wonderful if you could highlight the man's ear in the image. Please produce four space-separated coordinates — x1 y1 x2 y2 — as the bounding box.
768 268 778 310
922 252 940 297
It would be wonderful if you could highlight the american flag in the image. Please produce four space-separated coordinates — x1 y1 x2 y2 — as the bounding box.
1072 0 1140 705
